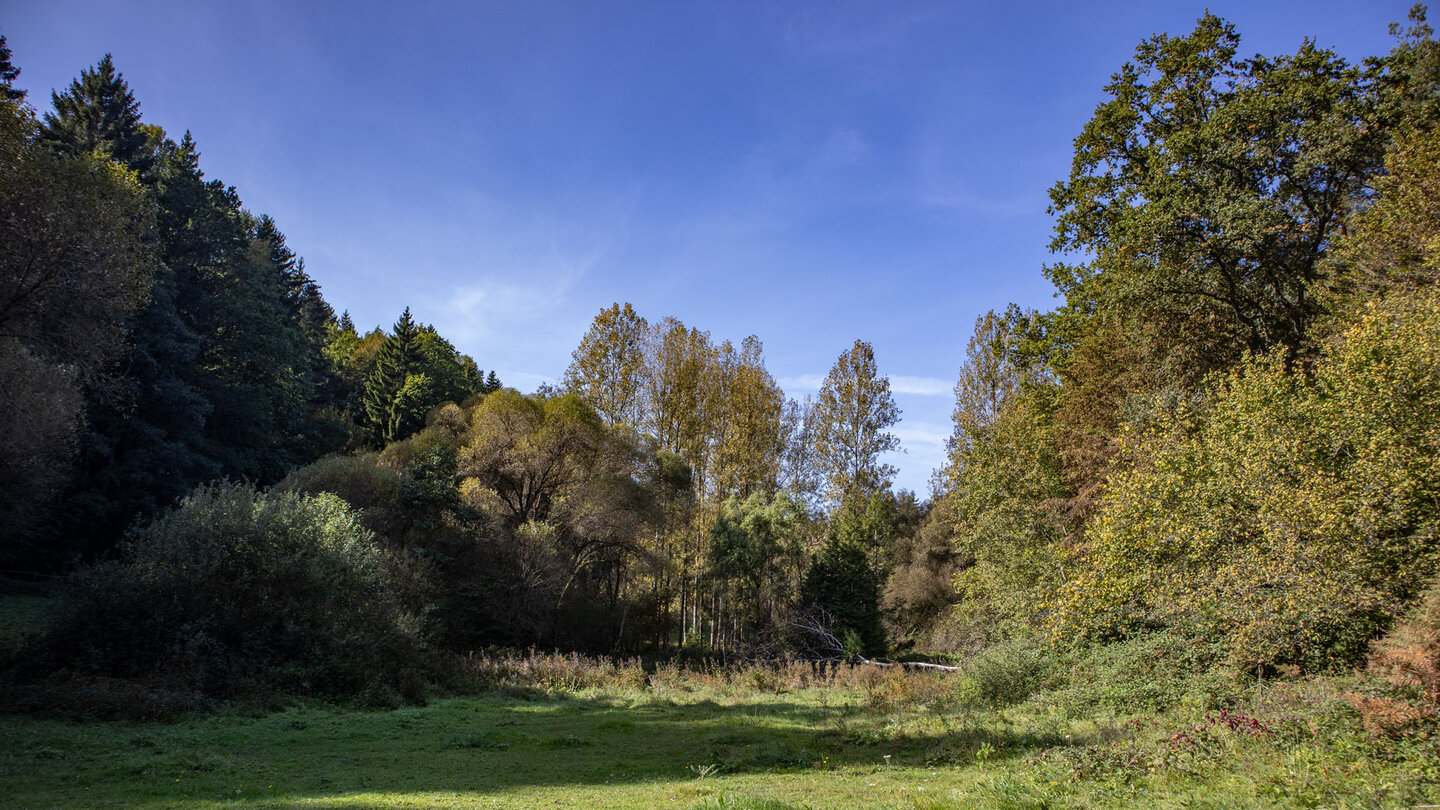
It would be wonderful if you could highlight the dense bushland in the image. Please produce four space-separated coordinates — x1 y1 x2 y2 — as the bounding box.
11 484 421 704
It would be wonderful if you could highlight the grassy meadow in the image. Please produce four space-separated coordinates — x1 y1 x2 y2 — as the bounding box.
2 651 1438 810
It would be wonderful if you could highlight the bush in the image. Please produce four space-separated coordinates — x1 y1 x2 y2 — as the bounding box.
277 453 406 543
25 483 420 699
965 634 1052 709
1044 633 1231 716
1049 292 1440 672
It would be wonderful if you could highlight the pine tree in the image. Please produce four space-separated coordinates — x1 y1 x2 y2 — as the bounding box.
41 54 154 176
363 308 425 445
0 33 26 102
801 525 886 659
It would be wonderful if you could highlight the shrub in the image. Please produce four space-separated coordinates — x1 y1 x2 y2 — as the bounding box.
26 483 420 698
278 452 407 543
965 634 1052 709
1049 292 1440 672
1044 633 1230 716
1344 575 1440 738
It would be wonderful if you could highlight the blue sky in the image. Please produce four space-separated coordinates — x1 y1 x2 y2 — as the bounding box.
3 0 1410 495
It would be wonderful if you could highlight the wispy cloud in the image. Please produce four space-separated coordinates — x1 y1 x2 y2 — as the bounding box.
890 375 952 396
777 373 825 392
777 373 951 397
893 422 952 448
781 5 943 60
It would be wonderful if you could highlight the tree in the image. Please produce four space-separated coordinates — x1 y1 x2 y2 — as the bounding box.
778 396 822 507
801 526 886 659
921 311 1074 642
363 309 425 445
1046 14 1388 377
0 32 26 102
644 317 718 491
0 101 151 386
1050 291 1440 672
1325 126 1440 302
564 303 649 427
711 336 787 501
811 339 901 504
706 493 807 646
41 54 156 177
454 390 655 647
0 97 153 555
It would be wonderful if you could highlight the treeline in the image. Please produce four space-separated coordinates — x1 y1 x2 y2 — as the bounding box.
0 31 932 696
9 8 1440 710
912 9 1440 677
0 42 496 571
269 308 923 658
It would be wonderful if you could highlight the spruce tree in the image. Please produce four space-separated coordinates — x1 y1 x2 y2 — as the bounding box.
363 308 425 445
801 529 886 658
0 33 26 102
41 54 153 176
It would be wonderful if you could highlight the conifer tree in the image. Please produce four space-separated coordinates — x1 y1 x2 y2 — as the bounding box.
363 308 425 445
41 54 154 176
0 33 26 102
801 518 886 658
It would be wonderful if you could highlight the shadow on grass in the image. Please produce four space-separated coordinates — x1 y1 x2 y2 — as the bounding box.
3 688 1072 808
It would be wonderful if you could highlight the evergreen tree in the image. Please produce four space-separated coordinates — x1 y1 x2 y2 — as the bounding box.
0 33 26 102
363 308 425 445
41 54 154 176
801 523 886 659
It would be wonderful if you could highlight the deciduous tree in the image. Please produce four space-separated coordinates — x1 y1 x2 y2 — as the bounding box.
812 339 900 504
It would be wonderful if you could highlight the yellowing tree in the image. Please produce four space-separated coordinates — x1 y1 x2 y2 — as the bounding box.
812 339 900 505
563 303 649 428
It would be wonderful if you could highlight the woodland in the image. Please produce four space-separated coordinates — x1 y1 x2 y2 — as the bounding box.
3 8 1440 807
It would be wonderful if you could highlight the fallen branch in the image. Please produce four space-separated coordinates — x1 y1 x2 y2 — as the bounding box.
857 657 962 672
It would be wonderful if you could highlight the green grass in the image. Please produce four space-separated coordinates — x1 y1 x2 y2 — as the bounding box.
1 594 1436 808
2 671 1438 809
0 592 54 647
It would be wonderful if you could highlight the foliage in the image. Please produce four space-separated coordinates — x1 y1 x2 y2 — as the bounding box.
706 493 808 647
1046 13 1387 372
564 302 649 427
883 495 960 646
964 634 1052 709
1326 125 1440 303
800 527 885 658
40 54 155 177
278 452 407 543
27 483 419 698
0 96 152 553
0 32 23 102
812 339 900 504
1049 292 1440 672
940 314 1069 639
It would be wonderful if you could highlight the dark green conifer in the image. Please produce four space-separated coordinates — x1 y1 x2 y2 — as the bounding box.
364 308 425 445
41 54 153 175
801 509 886 658
0 33 26 102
